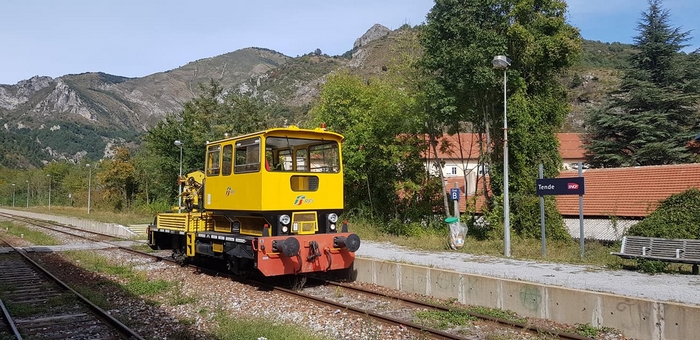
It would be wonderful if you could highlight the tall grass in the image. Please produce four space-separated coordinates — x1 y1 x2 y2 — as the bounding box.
0 221 60 245
348 218 627 268
63 250 174 297
214 313 331 340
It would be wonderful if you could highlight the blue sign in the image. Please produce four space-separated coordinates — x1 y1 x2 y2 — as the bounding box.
450 188 460 201
536 177 585 196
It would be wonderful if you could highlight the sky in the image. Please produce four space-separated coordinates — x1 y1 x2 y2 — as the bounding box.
1 0 698 85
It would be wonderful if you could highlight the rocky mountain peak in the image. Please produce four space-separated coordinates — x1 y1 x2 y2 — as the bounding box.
353 24 391 50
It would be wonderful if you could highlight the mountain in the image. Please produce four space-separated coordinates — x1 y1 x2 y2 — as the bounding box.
0 25 630 168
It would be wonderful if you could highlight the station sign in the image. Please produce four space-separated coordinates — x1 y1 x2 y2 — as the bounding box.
450 188 460 201
536 177 585 196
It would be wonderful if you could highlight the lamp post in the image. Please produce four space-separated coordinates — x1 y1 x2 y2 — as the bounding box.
174 140 184 213
87 164 92 214
26 180 29 208
493 55 512 257
47 174 51 210
11 183 15 207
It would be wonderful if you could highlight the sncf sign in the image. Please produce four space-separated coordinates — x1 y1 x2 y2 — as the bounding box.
536 177 585 196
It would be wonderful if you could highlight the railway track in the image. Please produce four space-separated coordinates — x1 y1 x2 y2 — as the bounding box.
318 280 594 340
0 212 597 339
0 236 144 340
0 212 172 264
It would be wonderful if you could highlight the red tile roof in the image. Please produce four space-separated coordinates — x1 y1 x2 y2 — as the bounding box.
447 163 700 218
557 133 585 160
425 133 584 161
423 133 484 160
556 163 700 218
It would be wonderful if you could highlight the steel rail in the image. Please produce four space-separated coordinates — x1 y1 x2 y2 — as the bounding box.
325 280 593 340
0 235 145 340
0 298 22 340
0 212 171 263
271 283 467 340
0 212 121 240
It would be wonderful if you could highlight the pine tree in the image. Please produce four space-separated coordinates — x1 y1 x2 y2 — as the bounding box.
585 0 700 167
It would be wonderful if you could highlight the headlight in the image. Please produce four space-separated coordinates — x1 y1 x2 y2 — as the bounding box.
279 215 291 225
329 224 336 231
328 213 338 223
282 226 289 233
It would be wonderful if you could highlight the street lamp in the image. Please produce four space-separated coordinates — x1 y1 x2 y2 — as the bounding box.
87 164 92 214
26 180 29 208
11 183 15 207
493 55 512 257
47 174 51 210
174 140 184 213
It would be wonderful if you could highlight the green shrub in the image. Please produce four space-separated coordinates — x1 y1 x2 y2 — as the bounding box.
569 73 584 89
383 220 428 237
484 194 570 241
636 259 668 274
627 188 700 239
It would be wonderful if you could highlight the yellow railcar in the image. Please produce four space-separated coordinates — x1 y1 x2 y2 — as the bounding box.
148 126 360 279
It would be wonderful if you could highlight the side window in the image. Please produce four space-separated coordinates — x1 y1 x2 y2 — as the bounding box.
295 149 308 172
222 144 233 176
234 137 261 173
207 145 221 176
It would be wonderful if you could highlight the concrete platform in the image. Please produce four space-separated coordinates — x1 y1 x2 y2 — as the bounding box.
355 241 700 340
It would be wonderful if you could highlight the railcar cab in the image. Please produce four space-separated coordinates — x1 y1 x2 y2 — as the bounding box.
202 125 346 238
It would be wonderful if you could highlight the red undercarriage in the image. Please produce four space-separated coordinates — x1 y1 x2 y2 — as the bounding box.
254 233 356 276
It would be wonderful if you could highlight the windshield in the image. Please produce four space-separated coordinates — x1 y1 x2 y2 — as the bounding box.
265 137 340 173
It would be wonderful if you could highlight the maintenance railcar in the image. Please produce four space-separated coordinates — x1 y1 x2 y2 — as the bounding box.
147 125 360 279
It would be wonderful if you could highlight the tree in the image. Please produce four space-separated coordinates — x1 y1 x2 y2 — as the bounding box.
98 147 137 211
144 80 272 206
585 0 700 167
310 71 438 222
420 0 580 239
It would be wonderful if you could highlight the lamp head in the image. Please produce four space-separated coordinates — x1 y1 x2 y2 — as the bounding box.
492 55 511 70
174 140 183 147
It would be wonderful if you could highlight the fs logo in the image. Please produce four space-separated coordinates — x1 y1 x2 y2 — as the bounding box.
225 187 233 196
294 195 314 205
567 183 579 190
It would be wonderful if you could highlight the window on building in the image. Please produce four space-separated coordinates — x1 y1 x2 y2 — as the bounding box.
450 166 457 175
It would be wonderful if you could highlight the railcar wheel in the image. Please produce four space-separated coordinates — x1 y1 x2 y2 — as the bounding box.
226 257 252 278
172 248 188 266
290 275 307 290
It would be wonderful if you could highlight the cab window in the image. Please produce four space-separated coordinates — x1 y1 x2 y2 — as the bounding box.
222 144 233 176
309 143 340 173
235 137 261 173
207 145 221 176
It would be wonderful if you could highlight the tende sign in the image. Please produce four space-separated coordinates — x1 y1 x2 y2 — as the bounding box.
536 177 585 196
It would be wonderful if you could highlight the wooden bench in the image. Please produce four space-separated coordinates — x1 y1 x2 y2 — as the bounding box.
611 236 700 274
